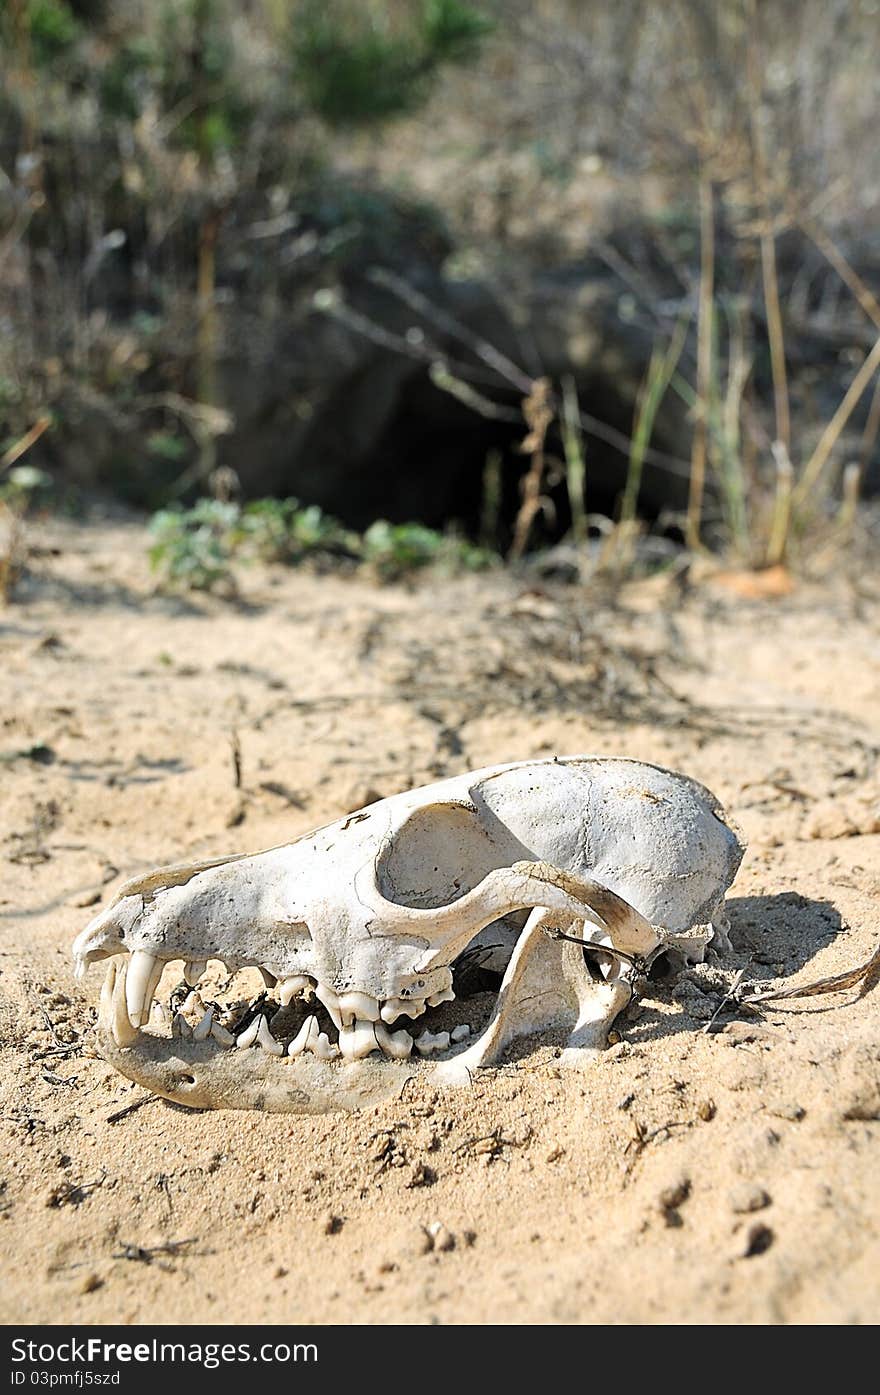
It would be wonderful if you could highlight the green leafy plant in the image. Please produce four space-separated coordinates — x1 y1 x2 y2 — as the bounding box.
291 0 491 127
147 497 494 590
361 519 494 581
237 498 357 563
148 499 240 591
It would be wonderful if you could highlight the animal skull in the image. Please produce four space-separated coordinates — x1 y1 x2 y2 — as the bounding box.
72 756 744 1112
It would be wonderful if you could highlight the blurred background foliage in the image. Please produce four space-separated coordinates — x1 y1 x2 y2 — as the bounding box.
2 0 880 579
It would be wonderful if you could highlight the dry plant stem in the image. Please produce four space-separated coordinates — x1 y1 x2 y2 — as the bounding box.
196 210 219 411
836 463 861 541
0 500 24 604
0 416 50 473
793 329 880 509
687 170 714 550
561 376 588 544
859 375 880 473
747 0 790 453
801 217 880 330
509 379 554 561
765 441 794 565
743 940 880 1004
619 313 690 562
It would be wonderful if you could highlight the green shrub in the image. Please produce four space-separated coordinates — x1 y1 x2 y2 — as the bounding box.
361 519 494 581
148 499 239 591
147 496 494 590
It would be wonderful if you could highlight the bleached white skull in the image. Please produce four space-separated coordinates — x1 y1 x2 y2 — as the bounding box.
72 756 744 1112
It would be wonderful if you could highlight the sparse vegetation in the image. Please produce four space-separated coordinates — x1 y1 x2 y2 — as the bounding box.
0 1 878 585
147 497 495 591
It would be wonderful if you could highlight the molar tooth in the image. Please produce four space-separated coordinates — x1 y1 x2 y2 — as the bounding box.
182 990 202 1017
338 991 380 1024
427 986 455 1008
380 997 426 1024
172 1011 192 1040
184 959 207 986
210 1021 235 1047
338 1020 379 1060
288 1015 319 1057
375 1022 413 1060
192 1006 214 1042
278 975 311 1007
415 1029 451 1057
125 950 163 1029
451 1024 471 1043
256 1015 284 1056
315 983 343 1031
236 1016 261 1049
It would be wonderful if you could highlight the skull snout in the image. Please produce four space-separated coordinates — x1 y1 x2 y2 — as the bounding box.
72 894 144 977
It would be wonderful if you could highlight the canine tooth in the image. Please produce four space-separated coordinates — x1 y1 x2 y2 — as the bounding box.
184 959 207 986
375 1022 413 1059
236 1016 261 1049
427 986 455 1008
256 1015 284 1056
380 997 426 1024
315 983 343 1030
278 974 311 1006
338 991 380 1024
172 1011 192 1040
311 1032 340 1060
451 1024 471 1043
338 1020 379 1060
288 1015 319 1057
415 1029 451 1057
193 1006 214 1042
104 960 139 1047
211 1021 235 1047
125 950 163 1028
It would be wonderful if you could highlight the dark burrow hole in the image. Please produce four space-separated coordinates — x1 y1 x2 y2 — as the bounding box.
283 365 689 551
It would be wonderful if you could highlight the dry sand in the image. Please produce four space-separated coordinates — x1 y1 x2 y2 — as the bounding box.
1 518 878 1325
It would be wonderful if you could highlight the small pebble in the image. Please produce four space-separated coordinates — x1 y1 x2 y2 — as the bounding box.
658 1175 691 1213
79 1272 103 1295
729 1183 771 1214
697 1098 717 1121
70 888 102 909
768 1100 805 1122
427 1221 455 1252
323 1213 343 1236
741 1221 774 1258
407 1162 436 1188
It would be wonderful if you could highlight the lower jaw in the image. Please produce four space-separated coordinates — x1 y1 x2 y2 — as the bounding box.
96 1022 420 1113
94 953 494 1113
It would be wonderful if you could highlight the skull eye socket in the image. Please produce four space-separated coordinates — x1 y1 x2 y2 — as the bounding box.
378 801 525 910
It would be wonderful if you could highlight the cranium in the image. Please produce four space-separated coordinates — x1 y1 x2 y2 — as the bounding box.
72 756 744 1112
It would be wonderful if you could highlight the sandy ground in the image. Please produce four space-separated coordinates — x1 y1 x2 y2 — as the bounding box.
0 518 878 1326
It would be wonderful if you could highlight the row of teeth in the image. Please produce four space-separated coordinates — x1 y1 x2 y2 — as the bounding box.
116 950 469 1062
